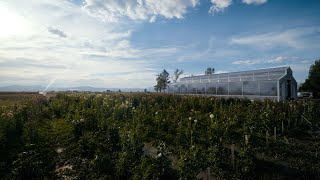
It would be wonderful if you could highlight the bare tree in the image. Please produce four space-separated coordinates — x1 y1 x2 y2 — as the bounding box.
173 69 184 83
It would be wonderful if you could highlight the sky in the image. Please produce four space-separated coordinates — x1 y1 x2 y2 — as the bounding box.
0 0 320 88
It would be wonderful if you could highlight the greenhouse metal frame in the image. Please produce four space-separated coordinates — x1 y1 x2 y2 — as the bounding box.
167 66 297 101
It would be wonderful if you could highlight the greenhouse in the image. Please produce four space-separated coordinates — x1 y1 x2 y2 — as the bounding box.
167 66 297 101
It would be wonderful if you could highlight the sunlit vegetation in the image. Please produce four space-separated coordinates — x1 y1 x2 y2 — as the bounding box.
0 93 319 179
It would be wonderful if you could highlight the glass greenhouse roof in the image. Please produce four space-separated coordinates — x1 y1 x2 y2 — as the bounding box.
179 66 291 84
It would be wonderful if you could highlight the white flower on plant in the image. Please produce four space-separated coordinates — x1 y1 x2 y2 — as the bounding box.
132 107 135 110
155 111 158 115
56 148 64 154
157 153 162 157
210 114 214 119
194 119 197 123
189 117 192 120
80 118 84 122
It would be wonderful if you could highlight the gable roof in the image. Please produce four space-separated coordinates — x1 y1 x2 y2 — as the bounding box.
178 66 291 84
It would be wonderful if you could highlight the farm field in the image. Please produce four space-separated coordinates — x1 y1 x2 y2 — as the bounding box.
0 92 320 179
0 92 46 107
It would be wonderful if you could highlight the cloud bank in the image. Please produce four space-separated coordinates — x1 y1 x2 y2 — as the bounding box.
83 0 200 22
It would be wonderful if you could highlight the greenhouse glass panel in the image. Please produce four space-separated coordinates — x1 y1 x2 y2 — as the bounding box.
269 74 283 80
201 77 209 83
217 83 228 95
180 84 187 94
193 78 200 83
207 84 216 94
254 72 269 76
270 70 285 75
188 84 197 94
241 72 253 77
243 81 259 95
196 84 206 94
220 79 229 83
254 75 268 81
209 76 217 79
229 82 242 95
241 76 254 81
260 81 277 96
229 77 241 82
210 79 219 83
219 74 228 78
229 73 240 77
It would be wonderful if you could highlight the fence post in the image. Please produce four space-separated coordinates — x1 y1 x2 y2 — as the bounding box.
231 144 235 170
274 127 277 140
245 135 249 146
266 130 269 147
206 167 211 180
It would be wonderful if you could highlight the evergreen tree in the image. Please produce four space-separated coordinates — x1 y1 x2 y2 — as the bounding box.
205 67 215 75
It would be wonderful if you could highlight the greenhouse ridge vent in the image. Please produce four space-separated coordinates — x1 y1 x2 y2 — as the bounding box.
167 66 297 101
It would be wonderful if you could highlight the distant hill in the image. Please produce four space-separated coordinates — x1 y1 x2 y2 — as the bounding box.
0 85 45 92
0 85 154 92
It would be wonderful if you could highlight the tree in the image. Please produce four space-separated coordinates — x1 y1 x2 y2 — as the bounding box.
299 59 320 93
205 67 215 75
155 69 170 92
173 69 184 83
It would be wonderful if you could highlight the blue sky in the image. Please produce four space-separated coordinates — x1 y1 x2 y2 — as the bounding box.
0 0 319 88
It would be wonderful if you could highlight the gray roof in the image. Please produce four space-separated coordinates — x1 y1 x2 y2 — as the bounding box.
177 66 291 84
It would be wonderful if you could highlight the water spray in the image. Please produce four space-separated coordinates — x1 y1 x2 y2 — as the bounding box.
40 68 69 96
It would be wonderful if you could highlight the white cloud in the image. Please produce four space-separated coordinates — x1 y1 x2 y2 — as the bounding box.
267 56 294 63
209 0 232 14
230 27 319 49
232 60 259 65
209 0 267 14
48 27 67 38
242 0 267 5
83 0 200 22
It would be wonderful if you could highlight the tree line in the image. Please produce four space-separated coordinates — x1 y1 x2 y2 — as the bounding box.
299 59 320 97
